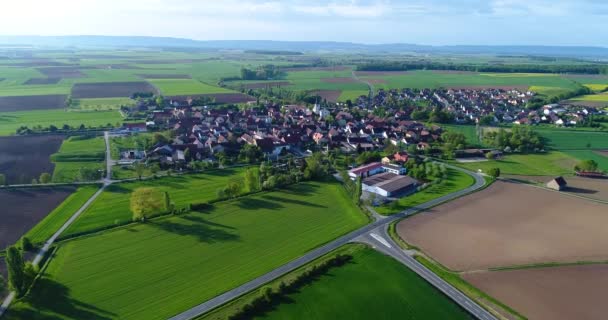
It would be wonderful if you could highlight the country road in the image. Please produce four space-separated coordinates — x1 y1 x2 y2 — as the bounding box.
352 70 375 96
169 165 491 320
0 131 115 318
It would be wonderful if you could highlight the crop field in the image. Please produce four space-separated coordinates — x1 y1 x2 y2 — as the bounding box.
0 109 123 136
148 79 235 96
571 92 608 102
376 168 475 215
24 185 100 245
71 82 158 99
71 97 135 111
534 128 608 150
253 245 472 320
504 175 608 202
7 181 368 320
454 151 576 176
0 94 68 112
338 90 368 101
0 135 64 184
137 74 192 79
397 181 608 271
62 168 248 237
0 187 75 249
355 70 579 96
51 135 106 182
24 78 61 85
563 150 608 171
464 265 608 320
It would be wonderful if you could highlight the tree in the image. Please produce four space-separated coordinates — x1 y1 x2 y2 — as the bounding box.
239 144 262 164
487 167 501 178
0 173 5 186
21 237 34 252
39 172 52 184
244 168 260 193
78 167 99 181
134 162 146 180
155 95 164 107
224 181 242 198
6 246 25 296
354 177 362 204
152 132 169 145
130 187 168 221
574 160 599 172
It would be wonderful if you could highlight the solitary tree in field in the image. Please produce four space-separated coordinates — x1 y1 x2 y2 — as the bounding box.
6 246 25 296
39 172 52 184
130 187 167 221
487 167 501 178
134 162 146 180
575 160 599 172
243 168 259 193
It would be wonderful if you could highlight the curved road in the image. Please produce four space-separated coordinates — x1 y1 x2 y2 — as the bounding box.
169 165 492 320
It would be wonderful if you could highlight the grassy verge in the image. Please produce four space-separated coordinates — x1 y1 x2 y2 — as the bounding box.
415 255 526 320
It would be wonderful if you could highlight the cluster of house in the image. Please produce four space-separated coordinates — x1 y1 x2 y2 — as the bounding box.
348 152 418 198
117 103 443 166
352 88 603 126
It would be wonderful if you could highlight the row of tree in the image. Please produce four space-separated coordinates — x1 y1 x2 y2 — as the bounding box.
240 65 285 80
4 240 38 297
483 126 545 153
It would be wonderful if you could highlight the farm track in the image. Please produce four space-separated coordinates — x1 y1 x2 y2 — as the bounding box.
0 132 114 318
352 70 374 96
169 165 494 320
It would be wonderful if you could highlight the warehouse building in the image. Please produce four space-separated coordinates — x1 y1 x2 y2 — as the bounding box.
363 173 418 197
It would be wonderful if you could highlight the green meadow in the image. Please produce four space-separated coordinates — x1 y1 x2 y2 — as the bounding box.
148 79 235 95
51 136 106 183
7 181 368 320
0 110 123 136
454 151 577 176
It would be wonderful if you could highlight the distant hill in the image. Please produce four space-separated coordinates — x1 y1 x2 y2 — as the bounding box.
0 35 607 58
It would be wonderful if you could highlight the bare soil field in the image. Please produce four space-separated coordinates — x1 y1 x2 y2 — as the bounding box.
240 81 290 89
355 71 410 76
72 81 158 98
504 175 608 202
36 67 85 78
464 265 608 320
397 181 608 271
23 77 61 85
0 94 67 112
282 66 349 72
310 90 342 102
321 77 358 84
0 135 64 184
0 187 74 249
138 74 192 79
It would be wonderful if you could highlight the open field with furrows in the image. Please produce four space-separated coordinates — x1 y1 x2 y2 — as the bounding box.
0 110 123 136
204 244 473 320
356 70 579 96
504 175 608 202
251 245 472 320
0 187 75 249
148 79 235 96
0 135 64 184
24 185 100 245
397 181 608 271
71 81 158 99
6 181 368 320
51 135 106 183
454 151 577 176
464 265 608 320
62 167 248 237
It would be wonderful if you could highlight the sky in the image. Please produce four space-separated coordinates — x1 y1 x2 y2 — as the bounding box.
0 0 607 46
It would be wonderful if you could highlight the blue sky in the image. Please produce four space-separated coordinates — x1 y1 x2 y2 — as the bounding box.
1 0 607 46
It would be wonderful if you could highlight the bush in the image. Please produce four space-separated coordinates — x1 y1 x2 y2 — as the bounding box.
487 167 501 178
190 202 211 211
20 237 34 252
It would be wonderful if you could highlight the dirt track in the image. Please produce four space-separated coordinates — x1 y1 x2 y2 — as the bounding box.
397 181 608 270
464 265 608 320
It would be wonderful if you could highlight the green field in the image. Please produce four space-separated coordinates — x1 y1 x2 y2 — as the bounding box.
338 90 368 101
534 128 608 150
0 110 123 136
454 151 577 176
7 181 368 320
562 150 608 171
253 245 472 320
376 168 475 215
24 185 100 244
571 92 608 102
442 124 483 147
71 98 135 111
62 168 248 237
51 136 106 182
148 79 235 95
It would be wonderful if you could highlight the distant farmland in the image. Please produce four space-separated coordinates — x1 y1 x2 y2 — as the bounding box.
0 94 67 112
72 81 158 98
0 135 64 184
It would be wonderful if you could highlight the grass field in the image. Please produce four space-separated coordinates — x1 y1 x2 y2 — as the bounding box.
71 97 135 111
376 168 475 215
562 150 608 171
455 151 576 176
7 181 368 320
51 136 106 182
571 92 608 102
534 128 608 150
24 185 100 244
62 168 248 237
209 244 472 320
0 110 123 136
441 124 483 147
338 90 368 101
148 79 235 95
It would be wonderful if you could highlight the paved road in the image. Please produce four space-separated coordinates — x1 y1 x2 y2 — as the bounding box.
0 131 114 318
169 165 487 320
357 227 498 320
